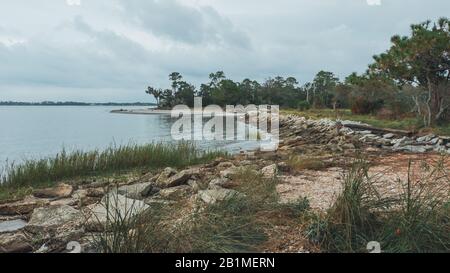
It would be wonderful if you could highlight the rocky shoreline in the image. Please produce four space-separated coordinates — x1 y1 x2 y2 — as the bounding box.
1 115 449 253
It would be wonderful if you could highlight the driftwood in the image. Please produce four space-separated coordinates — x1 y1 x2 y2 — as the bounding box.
343 123 414 137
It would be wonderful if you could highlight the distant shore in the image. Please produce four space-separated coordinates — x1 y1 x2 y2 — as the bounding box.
111 108 239 116
0 101 156 107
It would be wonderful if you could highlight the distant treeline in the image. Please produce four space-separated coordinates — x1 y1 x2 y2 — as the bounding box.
0 101 156 106
146 18 449 126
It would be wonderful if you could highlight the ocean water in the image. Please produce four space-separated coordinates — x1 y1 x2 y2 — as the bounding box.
0 106 261 171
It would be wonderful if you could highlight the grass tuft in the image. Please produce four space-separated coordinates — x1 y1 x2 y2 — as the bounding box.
0 142 227 200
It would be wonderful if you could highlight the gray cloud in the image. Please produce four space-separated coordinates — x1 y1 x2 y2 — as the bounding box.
119 0 251 49
0 0 449 102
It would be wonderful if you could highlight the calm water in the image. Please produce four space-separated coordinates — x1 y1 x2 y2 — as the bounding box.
0 106 260 171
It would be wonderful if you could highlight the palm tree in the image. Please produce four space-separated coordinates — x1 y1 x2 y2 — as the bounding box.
146 87 163 108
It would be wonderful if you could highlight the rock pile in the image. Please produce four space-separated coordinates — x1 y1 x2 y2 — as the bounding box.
280 115 450 154
0 161 269 253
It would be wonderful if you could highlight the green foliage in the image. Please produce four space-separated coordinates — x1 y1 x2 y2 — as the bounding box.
0 142 226 199
297 100 311 111
307 159 450 253
370 18 450 125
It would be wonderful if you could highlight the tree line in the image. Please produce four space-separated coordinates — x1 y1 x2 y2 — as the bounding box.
147 18 449 126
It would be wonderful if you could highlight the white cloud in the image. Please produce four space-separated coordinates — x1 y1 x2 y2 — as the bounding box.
367 0 382 6
66 0 81 6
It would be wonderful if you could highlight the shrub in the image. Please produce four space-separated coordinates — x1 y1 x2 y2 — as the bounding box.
308 158 450 253
351 97 384 115
297 100 311 111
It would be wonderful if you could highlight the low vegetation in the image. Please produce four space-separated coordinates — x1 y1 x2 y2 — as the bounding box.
0 142 227 200
307 158 450 253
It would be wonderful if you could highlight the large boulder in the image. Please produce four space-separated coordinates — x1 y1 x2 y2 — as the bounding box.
33 183 73 199
26 205 83 233
84 192 149 232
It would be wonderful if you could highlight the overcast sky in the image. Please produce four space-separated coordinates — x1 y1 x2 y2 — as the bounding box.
0 0 448 102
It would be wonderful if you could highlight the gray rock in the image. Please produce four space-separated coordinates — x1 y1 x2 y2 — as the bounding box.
118 182 152 200
155 167 177 185
208 177 233 190
158 185 192 200
26 205 83 232
392 137 413 148
155 168 197 188
261 164 278 178
434 146 448 153
0 232 33 253
383 133 395 139
358 130 372 135
429 137 440 145
416 134 435 143
394 145 427 153
220 166 244 178
0 219 27 233
197 189 245 205
84 193 149 232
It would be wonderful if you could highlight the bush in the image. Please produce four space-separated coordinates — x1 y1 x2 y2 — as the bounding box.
351 97 384 115
376 108 396 120
297 100 311 111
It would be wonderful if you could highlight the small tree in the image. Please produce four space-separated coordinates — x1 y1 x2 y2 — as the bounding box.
370 18 450 126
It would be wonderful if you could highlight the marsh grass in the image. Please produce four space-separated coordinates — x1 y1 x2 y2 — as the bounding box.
0 142 227 200
308 158 450 253
92 167 302 253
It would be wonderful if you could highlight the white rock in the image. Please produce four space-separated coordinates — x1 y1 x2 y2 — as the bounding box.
416 134 435 142
261 164 278 178
84 193 149 231
27 205 83 232
383 133 395 139
197 189 244 205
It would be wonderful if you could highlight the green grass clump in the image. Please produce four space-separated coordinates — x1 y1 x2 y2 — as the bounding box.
93 167 294 253
0 142 227 200
307 158 450 253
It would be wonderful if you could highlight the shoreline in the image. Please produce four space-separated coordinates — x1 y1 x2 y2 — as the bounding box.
0 114 449 253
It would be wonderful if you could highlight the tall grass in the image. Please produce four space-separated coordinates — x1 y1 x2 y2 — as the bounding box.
92 167 282 253
0 142 226 196
308 158 450 253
